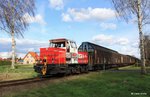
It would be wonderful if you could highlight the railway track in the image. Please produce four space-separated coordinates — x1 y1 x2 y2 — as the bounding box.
0 73 88 88
0 77 47 88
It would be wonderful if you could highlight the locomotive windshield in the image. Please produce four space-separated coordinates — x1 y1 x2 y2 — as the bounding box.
49 42 65 48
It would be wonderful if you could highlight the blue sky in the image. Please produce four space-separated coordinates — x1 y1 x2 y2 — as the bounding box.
0 0 141 58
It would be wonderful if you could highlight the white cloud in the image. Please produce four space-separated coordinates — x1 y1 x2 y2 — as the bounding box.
119 46 140 58
62 13 72 22
49 0 64 10
17 53 26 58
0 38 11 44
0 52 26 58
0 52 11 58
92 34 113 45
100 23 117 30
115 38 129 45
62 7 116 22
27 48 35 52
0 38 47 46
22 13 46 25
92 34 129 46
0 38 48 58
92 34 140 57
131 42 138 48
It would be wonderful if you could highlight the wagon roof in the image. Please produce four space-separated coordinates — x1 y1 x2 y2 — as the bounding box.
83 42 118 53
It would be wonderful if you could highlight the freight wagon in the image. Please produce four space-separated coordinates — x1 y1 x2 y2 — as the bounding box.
78 42 137 70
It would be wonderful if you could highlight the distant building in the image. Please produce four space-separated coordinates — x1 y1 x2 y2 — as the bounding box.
23 52 39 64
0 57 3 61
17 58 23 64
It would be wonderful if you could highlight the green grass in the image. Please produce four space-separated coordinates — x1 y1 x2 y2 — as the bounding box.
119 65 150 71
7 67 150 97
0 64 37 81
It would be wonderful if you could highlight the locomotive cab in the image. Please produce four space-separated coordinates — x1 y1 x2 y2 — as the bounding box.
49 38 78 64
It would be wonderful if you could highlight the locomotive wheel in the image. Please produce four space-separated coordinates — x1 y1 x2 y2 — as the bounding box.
42 65 47 75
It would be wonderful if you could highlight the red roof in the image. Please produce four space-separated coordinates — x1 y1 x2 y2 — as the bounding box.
23 52 39 60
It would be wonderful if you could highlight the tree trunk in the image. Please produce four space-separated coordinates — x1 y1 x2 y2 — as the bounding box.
11 31 15 69
137 0 146 74
11 2 16 69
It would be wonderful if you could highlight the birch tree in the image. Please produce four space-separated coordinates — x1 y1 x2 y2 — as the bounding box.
111 0 150 74
0 0 35 69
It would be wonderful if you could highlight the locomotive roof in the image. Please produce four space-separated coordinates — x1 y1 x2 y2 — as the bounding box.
49 38 74 43
82 42 118 54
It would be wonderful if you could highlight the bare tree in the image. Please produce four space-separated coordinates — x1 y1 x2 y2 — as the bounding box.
0 0 35 69
111 0 150 74
144 34 150 66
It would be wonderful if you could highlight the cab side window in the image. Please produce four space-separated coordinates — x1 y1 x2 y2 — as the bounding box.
67 42 70 52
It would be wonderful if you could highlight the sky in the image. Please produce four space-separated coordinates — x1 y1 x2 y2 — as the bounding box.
0 0 144 58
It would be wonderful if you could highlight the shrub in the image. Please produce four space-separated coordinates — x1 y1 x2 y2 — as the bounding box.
0 60 11 66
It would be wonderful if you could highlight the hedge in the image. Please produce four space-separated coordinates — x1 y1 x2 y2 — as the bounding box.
0 60 11 66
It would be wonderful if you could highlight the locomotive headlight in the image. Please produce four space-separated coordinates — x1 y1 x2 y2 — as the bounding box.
40 60 42 63
78 54 83 58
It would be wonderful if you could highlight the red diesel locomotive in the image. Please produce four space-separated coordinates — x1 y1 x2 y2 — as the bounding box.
34 38 88 75
34 38 138 76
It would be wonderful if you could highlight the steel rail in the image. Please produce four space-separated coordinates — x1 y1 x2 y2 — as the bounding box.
0 77 47 88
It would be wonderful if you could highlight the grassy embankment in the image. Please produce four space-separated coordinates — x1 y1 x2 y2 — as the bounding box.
7 65 150 97
0 64 37 81
119 65 150 71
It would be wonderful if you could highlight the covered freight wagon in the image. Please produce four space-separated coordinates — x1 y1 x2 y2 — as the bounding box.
78 42 136 70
